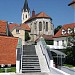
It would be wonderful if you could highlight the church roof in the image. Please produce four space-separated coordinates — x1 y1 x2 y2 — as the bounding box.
0 36 18 65
25 12 52 23
23 0 30 12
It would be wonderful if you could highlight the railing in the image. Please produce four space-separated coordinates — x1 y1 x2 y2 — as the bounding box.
38 37 52 70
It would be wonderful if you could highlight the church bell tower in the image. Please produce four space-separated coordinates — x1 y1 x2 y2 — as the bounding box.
22 0 30 23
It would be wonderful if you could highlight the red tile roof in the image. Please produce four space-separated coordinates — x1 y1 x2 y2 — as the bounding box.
9 23 19 31
25 12 51 23
0 36 18 65
68 0 75 6
9 23 30 31
35 34 53 42
0 20 7 35
19 23 30 31
54 23 75 38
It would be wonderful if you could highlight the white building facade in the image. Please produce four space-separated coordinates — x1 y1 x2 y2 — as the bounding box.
54 23 75 47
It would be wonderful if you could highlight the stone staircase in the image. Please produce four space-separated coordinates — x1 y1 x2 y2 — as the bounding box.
22 45 41 73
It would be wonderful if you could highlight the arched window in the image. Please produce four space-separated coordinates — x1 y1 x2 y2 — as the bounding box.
39 22 42 31
46 22 48 31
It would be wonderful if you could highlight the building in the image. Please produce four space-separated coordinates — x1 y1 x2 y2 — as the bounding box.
9 23 30 45
53 23 75 47
21 0 54 42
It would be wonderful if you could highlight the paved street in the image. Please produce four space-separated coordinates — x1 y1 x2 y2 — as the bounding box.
61 66 75 75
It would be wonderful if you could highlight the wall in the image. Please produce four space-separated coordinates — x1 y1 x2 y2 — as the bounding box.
27 18 54 41
54 37 67 47
11 29 25 45
22 10 30 23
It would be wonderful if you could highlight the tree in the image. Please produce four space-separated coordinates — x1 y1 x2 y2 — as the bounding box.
63 46 75 66
54 25 62 35
25 31 30 41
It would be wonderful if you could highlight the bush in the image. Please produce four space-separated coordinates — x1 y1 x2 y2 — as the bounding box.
25 31 30 41
63 46 75 66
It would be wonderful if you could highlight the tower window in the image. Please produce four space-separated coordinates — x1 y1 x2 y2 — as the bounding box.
23 14 24 20
26 15 27 18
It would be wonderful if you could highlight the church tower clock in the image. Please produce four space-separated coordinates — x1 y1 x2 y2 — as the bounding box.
22 0 30 23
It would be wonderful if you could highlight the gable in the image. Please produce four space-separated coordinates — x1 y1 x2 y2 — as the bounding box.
54 23 75 38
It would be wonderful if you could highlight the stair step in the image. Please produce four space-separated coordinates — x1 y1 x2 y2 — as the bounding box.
22 62 39 64
22 64 40 66
22 55 38 58
22 70 41 71
22 55 38 57
22 68 40 70
22 70 41 73
22 66 40 68
22 60 39 62
22 45 41 73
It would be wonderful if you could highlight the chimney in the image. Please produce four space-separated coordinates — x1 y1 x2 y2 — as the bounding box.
32 9 35 17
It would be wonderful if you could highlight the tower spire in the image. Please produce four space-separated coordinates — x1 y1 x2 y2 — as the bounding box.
22 0 30 23
23 0 30 12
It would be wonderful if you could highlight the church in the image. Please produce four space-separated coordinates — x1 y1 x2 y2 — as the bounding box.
21 0 54 42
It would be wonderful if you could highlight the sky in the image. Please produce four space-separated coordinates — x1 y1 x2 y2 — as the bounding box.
0 0 74 28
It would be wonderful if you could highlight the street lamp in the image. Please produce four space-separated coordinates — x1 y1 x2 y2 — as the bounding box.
68 0 75 9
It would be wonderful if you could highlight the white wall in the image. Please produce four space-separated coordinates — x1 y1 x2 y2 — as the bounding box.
22 10 30 23
54 37 67 47
11 29 25 45
26 18 54 41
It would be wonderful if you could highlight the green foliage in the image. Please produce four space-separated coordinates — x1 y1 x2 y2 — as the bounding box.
0 67 16 73
54 25 62 35
25 31 30 41
63 64 74 68
45 40 53 45
63 46 75 66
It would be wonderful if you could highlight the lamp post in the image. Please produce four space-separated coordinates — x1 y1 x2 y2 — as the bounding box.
68 0 75 9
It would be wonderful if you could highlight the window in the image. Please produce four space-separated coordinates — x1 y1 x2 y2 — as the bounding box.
62 29 66 35
39 22 42 31
34 23 37 29
46 22 48 31
68 28 72 34
62 40 65 46
23 14 24 20
16 29 19 34
26 15 27 18
43 21 45 29
57 41 59 46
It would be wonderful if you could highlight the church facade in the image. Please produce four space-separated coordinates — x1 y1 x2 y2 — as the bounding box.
21 0 54 42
